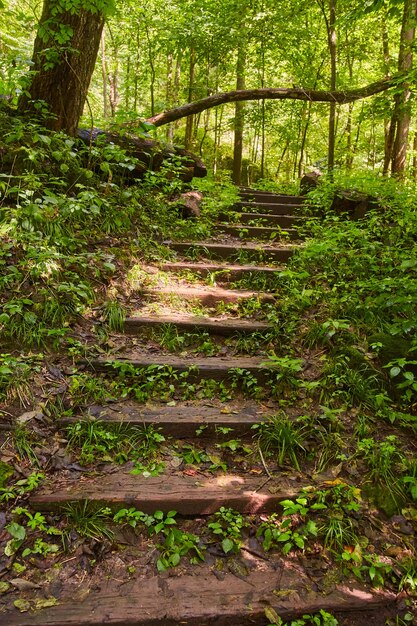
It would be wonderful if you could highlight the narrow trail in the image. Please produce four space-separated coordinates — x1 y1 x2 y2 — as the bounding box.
6 189 399 625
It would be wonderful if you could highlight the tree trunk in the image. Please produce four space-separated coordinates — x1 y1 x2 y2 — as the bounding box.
391 0 417 176
232 37 246 185
18 0 105 135
382 11 393 175
107 26 119 118
101 31 109 120
184 48 196 150
412 131 417 179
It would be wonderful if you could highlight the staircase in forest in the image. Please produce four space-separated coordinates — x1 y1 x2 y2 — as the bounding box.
6 189 399 626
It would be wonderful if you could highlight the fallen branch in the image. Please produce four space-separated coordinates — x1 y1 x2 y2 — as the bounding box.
145 76 397 127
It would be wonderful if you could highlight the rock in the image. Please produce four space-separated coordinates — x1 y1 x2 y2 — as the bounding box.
173 191 203 219
331 189 378 220
10 578 40 591
16 410 42 425
300 169 321 195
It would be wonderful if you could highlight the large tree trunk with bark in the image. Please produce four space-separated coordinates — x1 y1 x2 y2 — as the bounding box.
18 0 106 136
391 0 417 177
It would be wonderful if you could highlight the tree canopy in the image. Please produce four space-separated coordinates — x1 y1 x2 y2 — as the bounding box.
1 0 417 181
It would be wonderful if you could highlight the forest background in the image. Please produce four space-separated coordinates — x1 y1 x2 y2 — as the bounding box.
1 0 416 186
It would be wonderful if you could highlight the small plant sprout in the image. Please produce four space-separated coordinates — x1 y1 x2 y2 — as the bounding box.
208 507 249 554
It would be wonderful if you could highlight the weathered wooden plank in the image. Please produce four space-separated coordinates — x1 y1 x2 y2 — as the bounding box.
141 284 275 305
214 225 299 241
84 355 271 383
4 567 397 626
166 241 295 263
239 189 305 205
63 402 270 438
160 261 284 281
31 473 300 515
235 212 302 227
235 201 302 214
124 314 271 336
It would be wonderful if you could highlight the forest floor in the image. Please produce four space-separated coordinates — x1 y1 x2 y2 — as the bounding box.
0 137 416 625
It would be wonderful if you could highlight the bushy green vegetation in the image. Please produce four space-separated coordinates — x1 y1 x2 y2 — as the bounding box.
277 172 417 419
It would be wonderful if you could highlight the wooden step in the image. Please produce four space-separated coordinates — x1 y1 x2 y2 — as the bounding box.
237 212 302 227
235 201 302 214
142 285 275 306
239 191 305 205
166 242 294 264
31 472 301 515
4 566 396 626
214 225 299 241
125 314 272 336
160 261 284 282
64 402 270 438
86 355 271 383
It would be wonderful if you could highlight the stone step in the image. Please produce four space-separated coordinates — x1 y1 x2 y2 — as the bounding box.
214 225 299 241
31 472 300 515
160 261 284 282
125 314 272 336
5 566 396 626
235 201 302 214
236 212 302 227
239 189 305 205
64 402 269 438
142 285 275 306
86 355 271 383
166 241 295 264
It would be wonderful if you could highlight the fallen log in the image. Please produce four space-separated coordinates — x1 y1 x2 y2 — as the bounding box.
143 75 398 128
76 128 207 181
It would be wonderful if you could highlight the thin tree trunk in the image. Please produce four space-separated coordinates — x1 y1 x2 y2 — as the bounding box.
232 36 247 185
101 31 109 119
382 12 393 175
184 48 196 150
412 131 417 179
134 31 140 113
328 0 337 173
275 141 289 177
107 26 119 118
125 56 130 112
166 53 174 145
145 24 156 116
391 0 416 176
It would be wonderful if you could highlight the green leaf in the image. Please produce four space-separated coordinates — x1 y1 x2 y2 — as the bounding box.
7 522 26 541
14 599 31 612
156 558 166 572
221 538 235 554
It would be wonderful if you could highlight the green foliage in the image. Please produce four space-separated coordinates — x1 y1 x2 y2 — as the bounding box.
63 501 114 541
113 508 205 570
208 507 249 554
253 414 310 471
0 354 41 406
257 497 320 555
265 608 338 626
66 419 165 466
0 472 44 503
